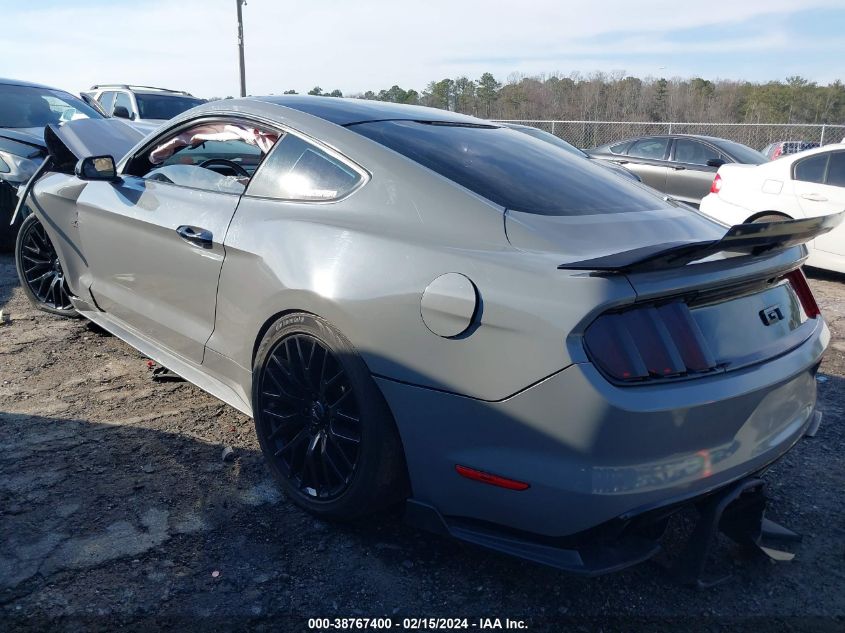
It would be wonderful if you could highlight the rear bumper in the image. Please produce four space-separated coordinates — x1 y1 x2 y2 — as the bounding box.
377 317 828 540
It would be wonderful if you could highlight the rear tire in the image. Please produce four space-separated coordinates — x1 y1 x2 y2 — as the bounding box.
252 312 409 520
15 214 78 317
750 213 790 224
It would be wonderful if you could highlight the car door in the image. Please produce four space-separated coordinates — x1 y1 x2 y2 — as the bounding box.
615 137 670 192
75 118 273 364
664 138 725 206
795 150 845 257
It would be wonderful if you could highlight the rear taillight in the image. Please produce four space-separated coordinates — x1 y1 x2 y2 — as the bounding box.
772 146 783 159
710 173 722 194
785 268 820 318
584 302 717 383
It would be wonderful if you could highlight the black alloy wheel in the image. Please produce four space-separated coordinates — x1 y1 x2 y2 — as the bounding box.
253 313 408 519
258 334 362 500
15 214 77 316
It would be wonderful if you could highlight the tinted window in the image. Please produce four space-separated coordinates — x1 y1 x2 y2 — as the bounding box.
114 92 133 116
98 91 116 113
0 84 102 128
627 138 669 160
136 94 204 120
248 134 361 201
510 126 587 158
716 139 767 164
826 152 845 187
674 139 721 165
609 141 631 154
794 154 827 184
350 121 670 216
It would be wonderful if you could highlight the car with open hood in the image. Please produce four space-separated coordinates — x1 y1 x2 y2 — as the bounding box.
14 96 839 580
0 77 117 251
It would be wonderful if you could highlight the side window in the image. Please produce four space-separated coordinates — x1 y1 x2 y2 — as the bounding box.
113 92 133 117
136 121 280 194
98 91 116 114
674 139 721 166
247 134 362 201
794 154 828 184
825 152 845 187
609 141 632 155
627 138 669 160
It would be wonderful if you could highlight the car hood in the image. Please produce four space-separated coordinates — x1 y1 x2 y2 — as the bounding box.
505 206 727 265
0 126 46 149
44 118 146 173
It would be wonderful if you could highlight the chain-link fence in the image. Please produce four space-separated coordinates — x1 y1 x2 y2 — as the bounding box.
492 120 845 152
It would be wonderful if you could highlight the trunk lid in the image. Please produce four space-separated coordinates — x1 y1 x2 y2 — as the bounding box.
533 213 841 384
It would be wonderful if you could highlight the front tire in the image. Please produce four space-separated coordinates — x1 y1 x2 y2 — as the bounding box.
15 214 78 317
252 312 408 520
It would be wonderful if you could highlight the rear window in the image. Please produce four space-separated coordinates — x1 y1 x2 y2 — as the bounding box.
349 121 668 216
136 94 205 120
717 139 768 164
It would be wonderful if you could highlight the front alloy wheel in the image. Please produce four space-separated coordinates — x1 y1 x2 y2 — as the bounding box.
15 214 77 316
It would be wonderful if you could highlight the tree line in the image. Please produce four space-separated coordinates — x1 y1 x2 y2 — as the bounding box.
278 72 845 124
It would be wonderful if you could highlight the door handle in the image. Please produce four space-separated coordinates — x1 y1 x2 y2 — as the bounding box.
176 225 213 247
672 166 686 171
800 193 828 202
614 160 629 165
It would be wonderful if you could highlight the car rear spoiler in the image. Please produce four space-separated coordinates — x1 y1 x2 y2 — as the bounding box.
558 213 844 272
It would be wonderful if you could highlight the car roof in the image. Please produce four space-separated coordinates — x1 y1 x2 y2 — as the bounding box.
0 77 58 90
252 95 487 126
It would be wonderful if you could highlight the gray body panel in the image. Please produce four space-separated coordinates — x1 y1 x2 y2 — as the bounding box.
29 97 827 540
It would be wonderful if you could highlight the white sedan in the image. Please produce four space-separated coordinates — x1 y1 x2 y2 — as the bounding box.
700 144 845 273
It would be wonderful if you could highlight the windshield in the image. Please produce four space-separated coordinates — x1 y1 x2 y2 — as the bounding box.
509 126 588 158
716 139 768 164
350 120 669 216
136 94 204 120
0 84 103 129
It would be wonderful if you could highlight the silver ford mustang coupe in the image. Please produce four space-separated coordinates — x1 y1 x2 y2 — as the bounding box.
14 96 840 581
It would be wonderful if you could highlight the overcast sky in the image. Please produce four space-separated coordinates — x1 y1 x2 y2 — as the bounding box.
2 0 843 98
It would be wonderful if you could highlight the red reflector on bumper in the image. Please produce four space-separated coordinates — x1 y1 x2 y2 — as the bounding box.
455 465 530 490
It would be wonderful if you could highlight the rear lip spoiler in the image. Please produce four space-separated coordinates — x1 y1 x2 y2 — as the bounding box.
558 212 844 272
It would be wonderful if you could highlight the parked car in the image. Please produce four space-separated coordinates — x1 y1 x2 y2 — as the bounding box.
501 123 641 182
16 97 837 578
700 144 845 274
762 141 820 161
0 77 111 251
82 84 205 127
588 134 767 206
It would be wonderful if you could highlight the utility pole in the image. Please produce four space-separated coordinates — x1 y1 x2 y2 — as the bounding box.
236 0 247 97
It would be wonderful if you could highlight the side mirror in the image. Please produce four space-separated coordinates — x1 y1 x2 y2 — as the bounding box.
113 105 134 120
706 158 726 168
75 155 119 181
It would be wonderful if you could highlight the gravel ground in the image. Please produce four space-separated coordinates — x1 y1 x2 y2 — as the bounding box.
0 253 843 632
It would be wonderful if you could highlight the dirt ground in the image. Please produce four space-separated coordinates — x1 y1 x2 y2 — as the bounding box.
1 252 843 632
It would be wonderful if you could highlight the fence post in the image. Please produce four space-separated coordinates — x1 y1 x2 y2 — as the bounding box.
551 121 556 137
820 124 826 146
668 122 673 134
